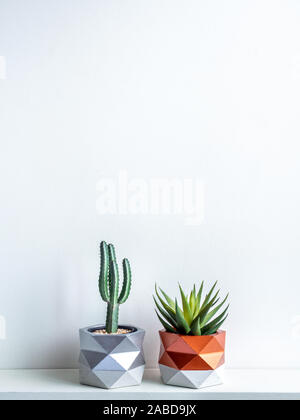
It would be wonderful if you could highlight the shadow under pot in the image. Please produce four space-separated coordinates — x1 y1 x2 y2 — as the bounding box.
79 325 145 389
159 329 226 389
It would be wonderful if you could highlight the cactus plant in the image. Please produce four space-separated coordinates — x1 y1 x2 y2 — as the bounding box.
154 282 229 336
99 241 132 333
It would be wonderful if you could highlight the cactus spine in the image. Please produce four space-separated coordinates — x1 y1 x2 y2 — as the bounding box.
99 241 132 333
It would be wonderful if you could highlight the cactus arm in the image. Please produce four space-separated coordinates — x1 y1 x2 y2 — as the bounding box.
107 244 116 290
105 261 120 333
109 261 119 304
108 243 116 261
99 241 109 302
118 258 132 304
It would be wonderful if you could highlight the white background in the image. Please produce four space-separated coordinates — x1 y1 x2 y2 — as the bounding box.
1 0 300 369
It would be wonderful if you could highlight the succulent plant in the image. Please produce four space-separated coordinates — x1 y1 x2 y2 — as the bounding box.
154 282 228 336
99 241 131 333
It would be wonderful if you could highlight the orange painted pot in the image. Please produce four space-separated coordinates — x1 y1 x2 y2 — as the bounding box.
158 330 226 389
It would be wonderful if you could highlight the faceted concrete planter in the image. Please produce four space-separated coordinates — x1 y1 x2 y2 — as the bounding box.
79 325 145 389
159 329 226 389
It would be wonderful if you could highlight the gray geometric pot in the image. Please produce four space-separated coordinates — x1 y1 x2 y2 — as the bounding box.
79 325 145 389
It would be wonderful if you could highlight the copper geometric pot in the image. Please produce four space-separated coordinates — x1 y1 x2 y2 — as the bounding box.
159 329 226 389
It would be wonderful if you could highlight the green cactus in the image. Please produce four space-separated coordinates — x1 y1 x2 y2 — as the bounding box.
99 241 132 333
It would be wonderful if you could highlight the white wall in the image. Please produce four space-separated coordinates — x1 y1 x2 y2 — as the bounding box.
1 0 300 369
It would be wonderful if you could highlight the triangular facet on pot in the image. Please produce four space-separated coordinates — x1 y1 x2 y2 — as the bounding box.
181 335 212 354
127 365 145 383
183 354 213 370
127 330 145 348
94 335 126 354
200 351 224 369
94 354 125 371
159 351 178 369
81 350 107 369
112 371 138 388
168 371 196 388
159 331 181 349
110 351 140 370
213 331 226 348
128 351 145 370
166 337 197 354
94 370 124 388
167 351 197 369
200 337 224 354
110 336 140 353
159 364 178 384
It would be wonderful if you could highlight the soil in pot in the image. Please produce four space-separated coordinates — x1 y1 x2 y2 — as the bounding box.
92 328 133 335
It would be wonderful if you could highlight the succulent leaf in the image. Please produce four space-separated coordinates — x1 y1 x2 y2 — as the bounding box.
158 286 176 310
203 314 228 335
190 316 201 335
153 281 229 336
196 281 204 311
200 294 228 328
179 284 193 324
201 281 218 309
155 310 177 333
175 299 191 334
153 296 178 328
198 290 220 322
201 306 229 335
155 285 176 316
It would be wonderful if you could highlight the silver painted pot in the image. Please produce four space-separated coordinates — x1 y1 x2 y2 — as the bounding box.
79 325 145 389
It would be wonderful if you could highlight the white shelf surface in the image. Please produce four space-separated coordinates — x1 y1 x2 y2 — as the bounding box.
0 368 299 400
